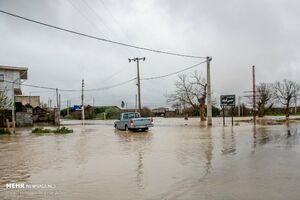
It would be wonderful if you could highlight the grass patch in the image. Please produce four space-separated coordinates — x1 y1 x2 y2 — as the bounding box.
32 126 73 135
32 127 52 134
0 128 10 135
53 126 73 134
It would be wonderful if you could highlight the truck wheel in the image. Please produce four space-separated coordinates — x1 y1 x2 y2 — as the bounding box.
114 124 117 129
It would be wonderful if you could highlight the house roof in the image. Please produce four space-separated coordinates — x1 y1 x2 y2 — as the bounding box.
0 65 28 79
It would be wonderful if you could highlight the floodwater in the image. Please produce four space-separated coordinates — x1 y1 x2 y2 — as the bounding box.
0 118 300 200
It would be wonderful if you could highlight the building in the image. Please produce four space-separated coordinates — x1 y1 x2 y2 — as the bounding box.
0 65 28 109
152 107 169 117
15 95 40 108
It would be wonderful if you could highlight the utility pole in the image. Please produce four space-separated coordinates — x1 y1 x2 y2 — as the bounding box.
93 97 95 107
81 79 85 123
67 100 70 117
49 98 52 108
56 88 59 108
59 94 61 109
252 66 256 125
29 92 31 106
206 56 213 126
238 96 241 117
129 57 145 113
135 94 137 112
11 82 15 129
295 92 297 114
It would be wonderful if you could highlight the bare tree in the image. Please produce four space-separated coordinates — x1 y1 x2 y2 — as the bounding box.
167 71 207 121
256 83 274 117
171 102 182 114
0 88 12 109
274 79 300 119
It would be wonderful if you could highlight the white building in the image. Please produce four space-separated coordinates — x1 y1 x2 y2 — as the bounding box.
0 66 28 109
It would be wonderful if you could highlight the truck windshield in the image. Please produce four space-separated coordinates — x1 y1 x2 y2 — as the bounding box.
128 113 135 119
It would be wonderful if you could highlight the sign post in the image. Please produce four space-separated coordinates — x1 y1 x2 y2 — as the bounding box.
220 95 236 126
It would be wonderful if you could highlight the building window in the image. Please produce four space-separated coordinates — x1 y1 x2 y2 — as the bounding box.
0 74 4 82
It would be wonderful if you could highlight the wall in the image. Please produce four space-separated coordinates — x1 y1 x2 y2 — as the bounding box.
15 96 40 108
16 109 33 127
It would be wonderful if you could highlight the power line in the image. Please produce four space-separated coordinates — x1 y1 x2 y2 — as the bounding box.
85 77 136 91
66 0 106 37
4 79 56 90
3 77 136 92
0 9 206 59
3 60 207 92
80 0 116 39
141 60 207 80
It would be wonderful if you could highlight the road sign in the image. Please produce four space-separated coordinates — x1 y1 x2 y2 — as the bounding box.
73 105 82 111
220 95 236 106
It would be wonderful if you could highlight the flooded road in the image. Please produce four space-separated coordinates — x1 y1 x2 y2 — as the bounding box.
1 118 300 199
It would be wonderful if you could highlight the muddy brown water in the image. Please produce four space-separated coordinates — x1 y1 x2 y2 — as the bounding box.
0 118 300 200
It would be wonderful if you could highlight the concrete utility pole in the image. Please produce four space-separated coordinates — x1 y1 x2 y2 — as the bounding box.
11 82 15 128
56 88 59 108
59 94 61 109
295 92 297 114
238 96 241 117
206 56 213 126
135 94 138 112
81 79 85 122
67 100 70 117
48 98 52 108
129 57 145 113
252 66 256 125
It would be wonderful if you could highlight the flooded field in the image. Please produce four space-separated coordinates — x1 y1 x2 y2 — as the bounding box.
1 118 300 200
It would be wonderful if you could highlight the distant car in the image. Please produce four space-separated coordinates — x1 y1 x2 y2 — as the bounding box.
114 112 153 132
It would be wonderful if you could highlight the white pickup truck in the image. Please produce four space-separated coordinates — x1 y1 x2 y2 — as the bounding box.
114 112 153 131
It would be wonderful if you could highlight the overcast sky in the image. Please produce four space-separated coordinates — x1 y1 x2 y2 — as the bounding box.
0 0 299 109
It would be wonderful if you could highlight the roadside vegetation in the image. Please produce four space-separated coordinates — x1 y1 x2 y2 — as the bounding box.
32 126 73 135
57 72 299 121
0 128 10 135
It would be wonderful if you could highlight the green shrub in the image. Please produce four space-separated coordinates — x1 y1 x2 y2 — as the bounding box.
0 128 9 134
32 126 73 134
96 112 105 120
105 107 121 119
32 128 52 134
53 126 73 134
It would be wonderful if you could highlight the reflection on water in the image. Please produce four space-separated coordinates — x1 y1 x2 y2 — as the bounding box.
253 125 299 148
221 127 236 155
0 119 300 199
115 131 152 191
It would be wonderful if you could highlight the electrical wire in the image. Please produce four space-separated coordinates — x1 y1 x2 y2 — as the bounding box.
0 9 206 59
80 0 116 39
141 60 207 80
66 0 106 37
3 59 207 92
85 77 136 91
3 77 136 92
